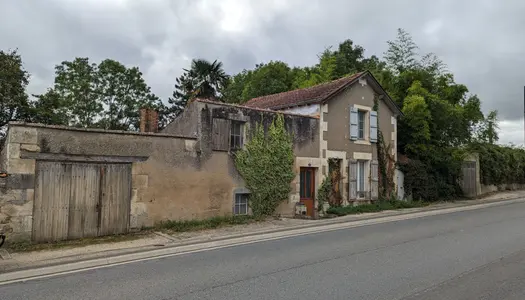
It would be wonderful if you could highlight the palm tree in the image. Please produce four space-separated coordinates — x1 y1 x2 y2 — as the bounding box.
185 59 229 101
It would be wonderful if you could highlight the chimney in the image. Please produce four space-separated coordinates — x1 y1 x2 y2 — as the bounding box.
139 107 159 133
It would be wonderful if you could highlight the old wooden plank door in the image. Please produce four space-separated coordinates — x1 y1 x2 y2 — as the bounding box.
99 164 132 236
68 163 100 239
462 161 477 197
33 162 132 242
33 161 72 242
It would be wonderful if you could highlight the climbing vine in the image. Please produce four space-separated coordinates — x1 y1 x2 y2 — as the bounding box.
373 97 396 200
316 176 332 212
234 114 295 216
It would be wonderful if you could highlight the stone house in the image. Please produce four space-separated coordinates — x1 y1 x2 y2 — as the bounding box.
0 102 318 242
0 70 400 243
244 70 402 208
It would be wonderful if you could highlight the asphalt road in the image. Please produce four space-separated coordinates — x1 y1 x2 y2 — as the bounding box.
2 201 525 300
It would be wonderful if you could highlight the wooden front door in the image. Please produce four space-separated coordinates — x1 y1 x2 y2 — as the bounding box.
299 167 316 217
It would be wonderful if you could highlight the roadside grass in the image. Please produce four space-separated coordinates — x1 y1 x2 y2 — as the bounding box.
5 232 148 253
155 215 265 233
326 200 429 217
4 215 267 253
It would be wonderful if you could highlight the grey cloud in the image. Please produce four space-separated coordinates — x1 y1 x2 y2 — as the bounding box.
1 0 524 143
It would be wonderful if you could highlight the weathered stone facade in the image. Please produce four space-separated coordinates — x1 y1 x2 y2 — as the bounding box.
0 101 320 242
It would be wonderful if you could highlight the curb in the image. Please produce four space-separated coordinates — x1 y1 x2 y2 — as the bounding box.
0 196 523 284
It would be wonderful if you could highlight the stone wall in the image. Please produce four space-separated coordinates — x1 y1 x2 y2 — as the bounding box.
0 123 246 241
1 102 322 241
165 100 321 218
0 126 40 240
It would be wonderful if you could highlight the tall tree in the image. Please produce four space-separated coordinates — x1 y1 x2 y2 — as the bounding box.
0 49 31 134
95 59 163 131
167 59 229 118
37 57 162 130
476 110 500 144
333 39 366 77
384 28 419 74
188 59 229 100
240 61 295 100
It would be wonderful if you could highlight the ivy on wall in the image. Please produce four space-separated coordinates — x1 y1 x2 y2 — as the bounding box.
234 114 295 216
373 97 396 200
470 143 525 186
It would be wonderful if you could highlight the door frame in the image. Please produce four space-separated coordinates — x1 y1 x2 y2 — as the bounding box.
299 167 316 217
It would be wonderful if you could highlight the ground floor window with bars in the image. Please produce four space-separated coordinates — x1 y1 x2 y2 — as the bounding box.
357 160 367 199
234 193 249 215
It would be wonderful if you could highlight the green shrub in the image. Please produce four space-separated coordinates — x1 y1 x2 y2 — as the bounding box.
470 143 525 185
234 114 295 216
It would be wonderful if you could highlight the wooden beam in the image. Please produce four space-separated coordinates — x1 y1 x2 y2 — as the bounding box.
20 151 149 163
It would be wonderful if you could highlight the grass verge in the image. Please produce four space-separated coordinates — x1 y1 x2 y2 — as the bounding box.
156 215 264 233
326 200 428 217
5 215 266 253
5 232 148 253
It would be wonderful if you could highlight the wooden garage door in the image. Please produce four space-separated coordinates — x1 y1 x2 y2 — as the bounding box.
33 161 131 242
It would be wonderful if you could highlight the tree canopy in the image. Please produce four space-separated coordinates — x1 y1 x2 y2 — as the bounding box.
34 57 163 130
1 29 508 201
0 49 31 136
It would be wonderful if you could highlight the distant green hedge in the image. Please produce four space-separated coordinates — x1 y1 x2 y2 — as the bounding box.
469 143 525 185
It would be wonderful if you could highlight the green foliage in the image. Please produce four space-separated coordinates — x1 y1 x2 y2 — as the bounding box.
234 114 295 216
326 200 427 216
166 59 229 120
469 143 525 185
35 57 162 130
401 93 431 154
384 28 419 74
398 147 466 201
156 215 260 232
475 110 499 144
316 176 332 212
0 49 31 132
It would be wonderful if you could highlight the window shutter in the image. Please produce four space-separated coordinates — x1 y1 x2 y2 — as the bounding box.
212 118 230 151
371 159 379 200
349 159 357 200
370 110 378 143
349 106 358 140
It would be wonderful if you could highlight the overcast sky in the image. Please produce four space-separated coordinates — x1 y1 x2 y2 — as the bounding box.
1 0 524 144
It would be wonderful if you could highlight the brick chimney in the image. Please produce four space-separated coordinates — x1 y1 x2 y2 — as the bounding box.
139 108 159 133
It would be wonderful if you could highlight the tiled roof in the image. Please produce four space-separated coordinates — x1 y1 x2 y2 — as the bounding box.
244 72 365 110
194 98 319 119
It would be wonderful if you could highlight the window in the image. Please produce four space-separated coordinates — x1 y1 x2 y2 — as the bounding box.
230 121 244 151
357 110 366 140
357 160 366 198
234 193 249 215
300 168 314 199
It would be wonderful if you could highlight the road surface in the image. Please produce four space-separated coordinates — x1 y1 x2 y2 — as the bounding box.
2 200 525 299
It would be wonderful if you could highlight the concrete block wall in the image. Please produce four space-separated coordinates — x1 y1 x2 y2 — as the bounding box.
0 126 39 240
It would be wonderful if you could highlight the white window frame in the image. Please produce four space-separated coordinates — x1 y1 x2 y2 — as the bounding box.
356 160 367 199
353 105 372 145
234 193 249 215
357 110 366 140
230 121 244 151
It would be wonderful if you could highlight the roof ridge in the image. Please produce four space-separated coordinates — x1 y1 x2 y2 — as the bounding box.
247 72 365 104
